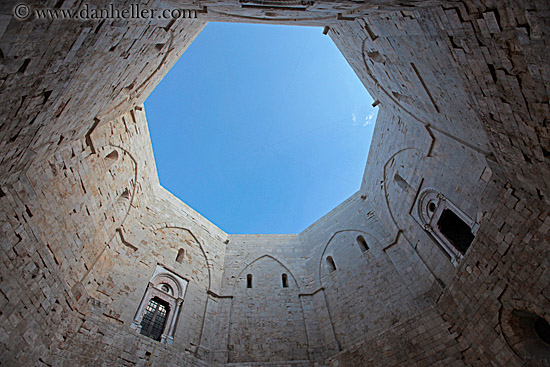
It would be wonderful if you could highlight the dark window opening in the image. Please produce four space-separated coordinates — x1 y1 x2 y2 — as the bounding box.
140 297 169 341
437 209 474 255
247 274 252 288
326 256 336 272
176 248 185 263
428 202 436 213
282 273 288 288
535 317 550 345
356 235 369 252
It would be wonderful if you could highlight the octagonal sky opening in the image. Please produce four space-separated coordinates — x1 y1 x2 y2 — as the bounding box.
145 22 376 234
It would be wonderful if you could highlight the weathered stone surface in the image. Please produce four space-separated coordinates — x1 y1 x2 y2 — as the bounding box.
0 0 548 366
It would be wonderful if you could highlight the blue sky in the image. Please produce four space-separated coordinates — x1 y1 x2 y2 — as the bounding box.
145 23 376 234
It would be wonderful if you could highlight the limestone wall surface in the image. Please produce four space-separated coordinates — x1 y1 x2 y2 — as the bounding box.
0 0 548 367
327 2 550 366
296 192 464 366
0 0 207 185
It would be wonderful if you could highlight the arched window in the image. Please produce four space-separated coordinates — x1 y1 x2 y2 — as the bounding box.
501 309 550 361
175 248 185 263
282 273 288 288
139 297 170 341
131 265 187 345
247 274 253 288
326 256 336 272
356 235 369 252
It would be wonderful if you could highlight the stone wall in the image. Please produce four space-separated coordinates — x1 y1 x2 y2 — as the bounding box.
327 306 465 367
217 235 309 363
0 0 206 184
327 2 550 366
0 0 548 366
227 255 308 363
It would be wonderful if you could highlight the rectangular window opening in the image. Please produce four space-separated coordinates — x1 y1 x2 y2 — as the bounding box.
176 248 185 263
282 273 288 288
437 209 474 255
139 298 169 341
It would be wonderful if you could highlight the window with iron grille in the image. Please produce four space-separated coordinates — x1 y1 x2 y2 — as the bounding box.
140 297 169 341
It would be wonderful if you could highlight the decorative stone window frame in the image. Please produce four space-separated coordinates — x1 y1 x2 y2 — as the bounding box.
416 189 479 266
131 265 188 344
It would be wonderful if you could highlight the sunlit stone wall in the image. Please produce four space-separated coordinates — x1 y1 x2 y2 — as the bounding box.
0 0 548 366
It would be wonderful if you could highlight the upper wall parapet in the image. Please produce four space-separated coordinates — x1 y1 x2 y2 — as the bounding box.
194 0 450 25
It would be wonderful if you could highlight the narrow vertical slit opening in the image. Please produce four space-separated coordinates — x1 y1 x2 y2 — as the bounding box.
326 256 336 272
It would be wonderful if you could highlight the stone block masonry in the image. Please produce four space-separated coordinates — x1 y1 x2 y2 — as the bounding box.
0 0 548 366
